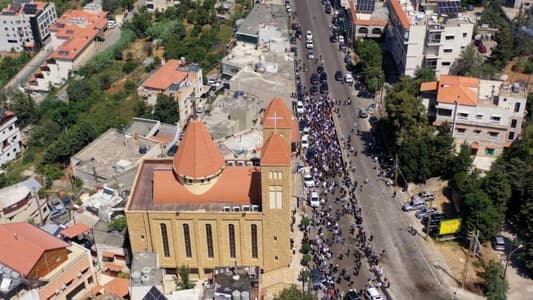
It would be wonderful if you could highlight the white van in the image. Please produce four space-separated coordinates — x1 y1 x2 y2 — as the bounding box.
309 191 320 207
107 20 117 29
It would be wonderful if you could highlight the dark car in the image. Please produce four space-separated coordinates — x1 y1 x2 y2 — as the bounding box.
317 65 324 74
290 36 297 44
344 54 352 64
310 73 319 85
334 70 343 81
291 23 301 30
359 109 368 118
319 72 327 84
295 30 302 39
330 35 337 43
310 85 319 95
320 83 329 94
345 62 355 71
474 39 483 47
358 90 374 99
344 290 362 300
325 4 332 13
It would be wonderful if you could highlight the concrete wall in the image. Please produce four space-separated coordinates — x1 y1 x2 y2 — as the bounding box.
0 197 49 224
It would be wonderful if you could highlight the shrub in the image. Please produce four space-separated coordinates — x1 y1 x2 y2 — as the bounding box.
300 254 312 266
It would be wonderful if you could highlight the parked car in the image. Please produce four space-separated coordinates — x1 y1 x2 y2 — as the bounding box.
344 54 352 64
422 213 445 225
343 73 354 84
301 134 309 149
296 101 304 114
339 35 345 45
325 4 332 13
414 191 436 202
306 42 314 49
402 198 426 211
330 35 337 43
317 65 324 74
295 30 303 39
320 83 329 94
363 287 383 300
335 70 343 81
492 235 506 251
367 103 376 114
290 36 297 44
50 209 67 219
359 109 368 118
358 90 374 98
309 191 320 207
306 30 313 40
310 73 319 85
51 198 65 211
344 290 362 300
319 72 328 84
307 50 315 59
415 207 439 219
473 39 483 47
291 23 301 30
310 85 319 95
303 167 316 188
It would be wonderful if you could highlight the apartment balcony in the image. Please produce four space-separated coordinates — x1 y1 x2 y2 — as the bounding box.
427 23 445 32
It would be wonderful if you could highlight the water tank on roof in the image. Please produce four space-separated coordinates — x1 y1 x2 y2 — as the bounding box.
512 83 520 93
131 271 141 283
142 267 151 275
141 274 151 285
232 290 241 300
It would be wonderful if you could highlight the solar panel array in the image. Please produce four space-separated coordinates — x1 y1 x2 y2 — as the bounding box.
23 3 37 14
356 0 375 14
143 286 167 300
437 1 462 15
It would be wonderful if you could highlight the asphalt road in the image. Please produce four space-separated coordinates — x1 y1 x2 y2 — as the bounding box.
292 0 451 299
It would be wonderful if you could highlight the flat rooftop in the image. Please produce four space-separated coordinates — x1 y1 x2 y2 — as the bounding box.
124 118 159 137
216 129 263 159
213 266 260 299
236 3 288 38
130 252 163 287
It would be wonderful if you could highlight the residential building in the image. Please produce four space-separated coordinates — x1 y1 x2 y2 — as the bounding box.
137 60 205 126
0 109 22 167
0 222 97 300
514 0 533 9
125 97 293 283
0 177 47 224
70 118 179 189
420 75 528 157
385 0 474 76
346 0 388 40
145 0 178 12
0 0 57 52
26 8 107 92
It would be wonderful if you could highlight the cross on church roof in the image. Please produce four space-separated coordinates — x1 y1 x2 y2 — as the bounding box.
266 111 283 132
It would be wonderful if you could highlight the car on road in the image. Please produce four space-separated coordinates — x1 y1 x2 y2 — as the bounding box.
343 73 354 84
306 30 313 40
307 50 315 59
310 73 319 85
319 72 327 84
335 70 343 81
306 42 314 49
339 35 345 45
309 191 320 208
290 36 297 44
301 134 309 149
325 4 332 13
344 54 351 64
345 290 362 300
363 287 383 300
367 103 376 114
51 198 65 211
295 30 302 39
310 85 319 95
320 83 329 94
50 208 67 219
415 207 439 219
303 168 316 188
329 35 337 43
492 235 505 251
296 101 304 114
358 90 374 99
402 198 426 211
291 22 301 30
317 65 324 74
358 109 368 118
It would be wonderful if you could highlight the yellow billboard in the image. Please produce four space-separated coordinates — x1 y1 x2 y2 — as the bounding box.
439 218 462 235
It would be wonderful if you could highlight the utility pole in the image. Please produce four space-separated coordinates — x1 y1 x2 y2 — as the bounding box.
461 229 479 289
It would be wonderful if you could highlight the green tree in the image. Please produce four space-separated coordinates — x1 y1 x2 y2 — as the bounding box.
450 45 484 76
482 164 512 210
480 261 508 300
176 265 194 290
8 92 36 128
122 61 138 73
152 94 179 124
446 144 473 178
463 189 504 241
108 215 127 232
274 285 316 300
415 66 436 82
67 80 94 102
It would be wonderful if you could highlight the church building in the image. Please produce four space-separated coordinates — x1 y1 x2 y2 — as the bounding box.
125 97 294 278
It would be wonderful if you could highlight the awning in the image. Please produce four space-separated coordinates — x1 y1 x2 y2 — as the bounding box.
470 142 479 150
104 262 124 272
60 223 91 239
104 278 129 297
504 141 512 148
102 251 118 258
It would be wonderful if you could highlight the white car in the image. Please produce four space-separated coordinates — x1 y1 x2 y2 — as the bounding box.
307 50 315 59
303 126 310 135
343 73 354 84
306 30 313 40
339 35 345 44
309 191 320 207
301 134 309 149
303 167 315 188
306 42 314 49
296 101 305 114
363 287 383 300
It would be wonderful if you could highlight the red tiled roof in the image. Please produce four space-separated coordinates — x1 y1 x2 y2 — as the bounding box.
261 133 290 166
420 81 437 92
104 262 124 272
263 97 293 129
0 223 69 276
173 120 225 179
153 166 261 204
388 0 410 30
60 223 91 239
504 141 512 148
104 278 129 297
436 75 479 106
143 60 188 90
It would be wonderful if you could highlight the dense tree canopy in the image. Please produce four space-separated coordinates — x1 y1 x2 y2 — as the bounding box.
152 94 179 124
480 261 508 300
8 92 36 128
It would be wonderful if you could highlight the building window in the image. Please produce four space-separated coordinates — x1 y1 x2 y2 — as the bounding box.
442 62 451 66
456 128 466 134
488 132 499 138
490 115 501 122
160 224 170 258
445 35 454 40
269 186 283 209
485 148 495 156
437 108 452 116
443 48 453 53
183 224 192 258
511 119 517 128
228 224 236 259
514 102 521 113
458 112 468 118
508 131 515 140
474 130 482 135
251 224 258 259
476 114 483 120
206 224 214 258
463 32 468 37
88 276 94 285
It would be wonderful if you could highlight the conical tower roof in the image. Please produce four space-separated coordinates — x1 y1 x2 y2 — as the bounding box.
173 120 225 179
263 96 293 129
